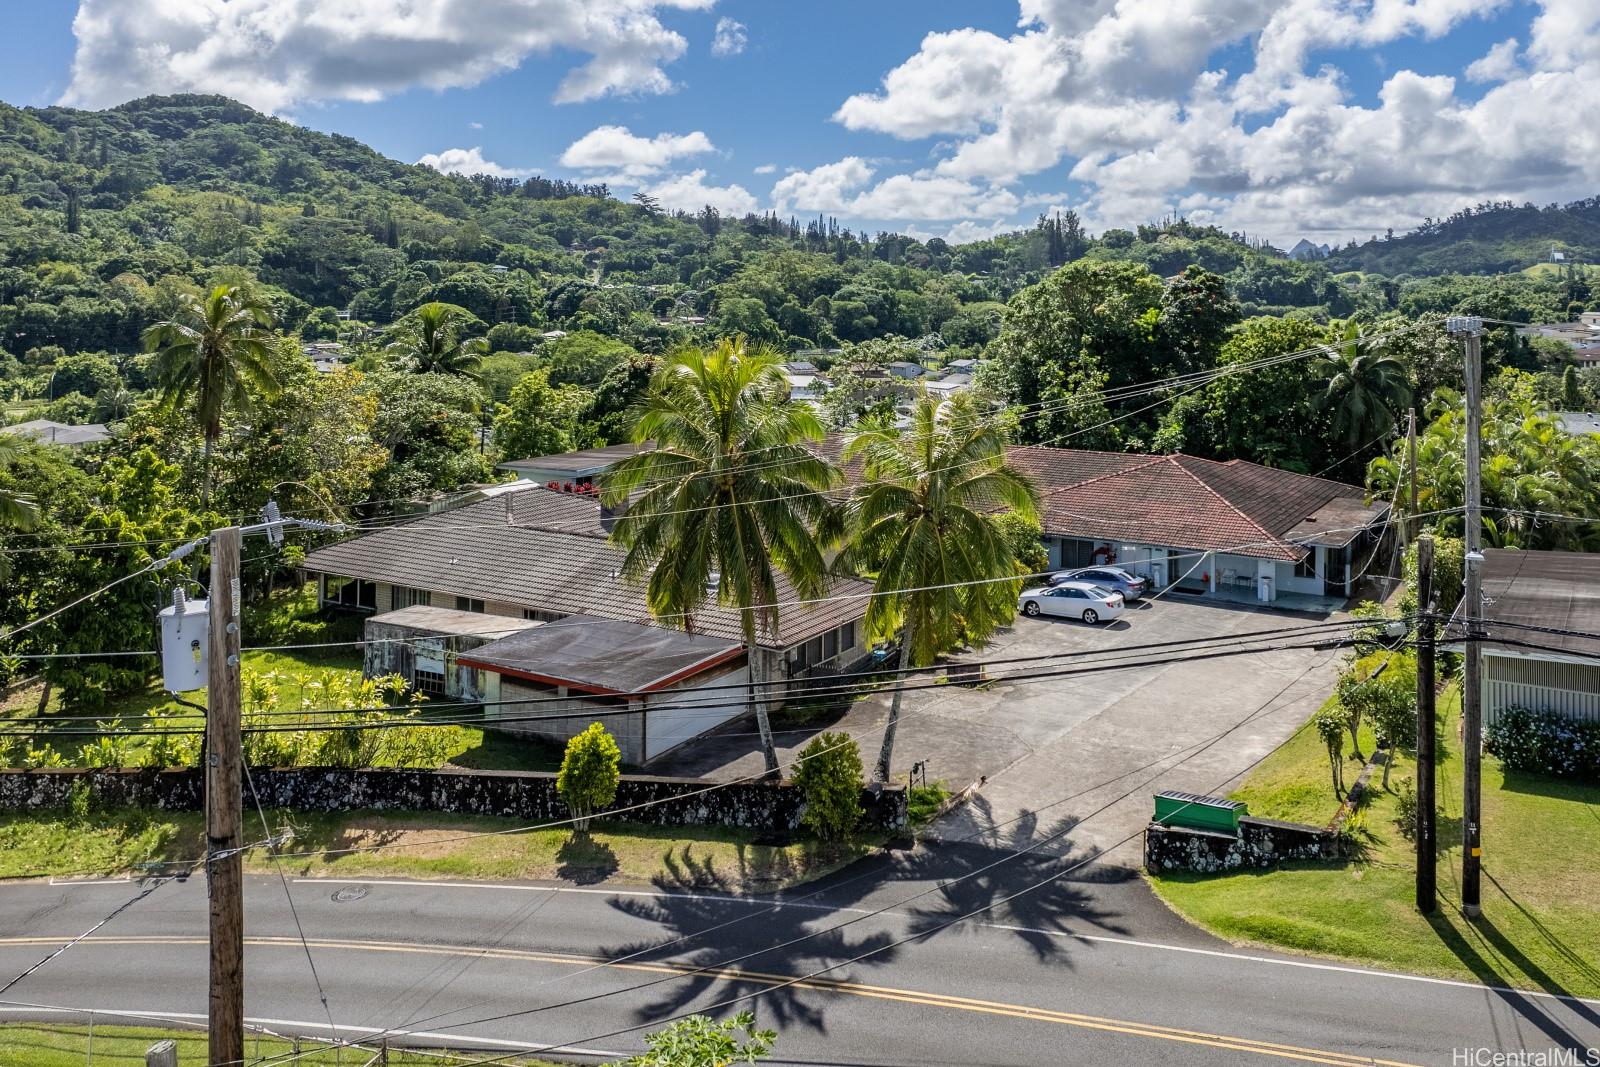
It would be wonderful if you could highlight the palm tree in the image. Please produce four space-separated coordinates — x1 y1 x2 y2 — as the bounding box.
143 284 281 508
387 302 486 376
1317 320 1413 449
602 337 839 778
94 383 136 422
841 390 1040 782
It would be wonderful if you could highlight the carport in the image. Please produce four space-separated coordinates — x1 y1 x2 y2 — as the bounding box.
457 615 748 765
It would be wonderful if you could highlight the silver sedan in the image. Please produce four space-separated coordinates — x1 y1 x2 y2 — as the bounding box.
1018 581 1126 625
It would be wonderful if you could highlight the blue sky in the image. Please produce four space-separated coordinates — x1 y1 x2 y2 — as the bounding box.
2 1 1595 246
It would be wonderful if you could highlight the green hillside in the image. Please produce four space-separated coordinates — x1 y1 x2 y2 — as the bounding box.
1324 199 1600 276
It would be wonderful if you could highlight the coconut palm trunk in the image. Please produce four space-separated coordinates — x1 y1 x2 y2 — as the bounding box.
874 615 914 783
747 642 781 778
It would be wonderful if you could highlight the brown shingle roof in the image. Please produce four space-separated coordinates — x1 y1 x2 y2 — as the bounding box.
302 487 868 651
1029 452 1377 562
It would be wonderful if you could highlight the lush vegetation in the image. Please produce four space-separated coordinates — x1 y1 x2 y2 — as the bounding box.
1152 685 1600 999
4 91 1600 735
1487 706 1600 783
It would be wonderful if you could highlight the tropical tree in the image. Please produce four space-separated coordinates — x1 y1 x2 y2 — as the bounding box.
386 301 487 376
0 440 40 581
1316 320 1413 449
840 390 1040 782
142 283 281 507
601 337 840 778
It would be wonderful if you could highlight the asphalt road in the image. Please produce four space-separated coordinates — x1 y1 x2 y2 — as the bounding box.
3 844 1598 1067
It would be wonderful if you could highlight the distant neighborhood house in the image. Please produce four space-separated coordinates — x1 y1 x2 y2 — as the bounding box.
3 418 111 447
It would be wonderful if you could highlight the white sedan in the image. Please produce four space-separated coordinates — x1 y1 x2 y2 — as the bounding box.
1018 581 1125 625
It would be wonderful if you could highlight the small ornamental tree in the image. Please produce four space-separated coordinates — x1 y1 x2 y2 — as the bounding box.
628 1011 776 1067
791 731 864 842
1366 676 1416 789
1333 662 1369 763
1314 702 1348 796
557 722 621 833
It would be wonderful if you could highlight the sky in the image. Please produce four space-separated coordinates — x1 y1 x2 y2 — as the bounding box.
1 0 1597 247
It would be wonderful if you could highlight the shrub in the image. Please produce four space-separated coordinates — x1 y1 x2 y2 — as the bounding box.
791 731 864 841
628 1010 775 1067
1313 702 1348 796
1394 777 1418 842
1486 706 1600 783
557 722 622 832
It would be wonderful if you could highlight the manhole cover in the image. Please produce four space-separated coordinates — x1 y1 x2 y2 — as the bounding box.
331 885 370 903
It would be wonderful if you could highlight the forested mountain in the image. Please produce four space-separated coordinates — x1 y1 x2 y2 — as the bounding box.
1325 198 1600 277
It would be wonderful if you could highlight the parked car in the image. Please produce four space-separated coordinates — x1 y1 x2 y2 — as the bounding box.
1018 582 1125 625
1048 566 1150 601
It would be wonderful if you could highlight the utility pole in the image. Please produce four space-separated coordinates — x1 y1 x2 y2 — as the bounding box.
1447 315 1485 919
1414 533 1436 914
1406 408 1418 548
207 524 244 1067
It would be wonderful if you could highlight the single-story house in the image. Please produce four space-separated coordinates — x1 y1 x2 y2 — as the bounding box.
783 372 828 403
886 361 925 380
1469 549 1600 726
4 419 111 447
362 604 539 700
923 372 973 399
300 485 872 713
458 615 749 764
1006 447 1391 605
495 442 646 487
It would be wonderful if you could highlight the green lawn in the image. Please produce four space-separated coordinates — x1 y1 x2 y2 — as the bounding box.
6 582 562 773
0 1024 560 1066
0 807 879 892
1150 685 1600 999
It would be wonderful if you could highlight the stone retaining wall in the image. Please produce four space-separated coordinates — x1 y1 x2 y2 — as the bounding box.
1144 815 1339 874
0 767 907 836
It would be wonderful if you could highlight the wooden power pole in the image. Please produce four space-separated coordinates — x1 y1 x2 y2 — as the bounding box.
1414 533 1436 914
1406 408 1418 548
207 525 245 1067
1449 317 1486 919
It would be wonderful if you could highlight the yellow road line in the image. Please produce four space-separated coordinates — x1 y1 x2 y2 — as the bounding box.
0 935 1422 1066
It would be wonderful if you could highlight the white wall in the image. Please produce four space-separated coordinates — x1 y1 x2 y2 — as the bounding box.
643 664 750 762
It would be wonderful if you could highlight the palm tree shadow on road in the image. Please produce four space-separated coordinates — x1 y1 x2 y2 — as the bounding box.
595 808 1131 1030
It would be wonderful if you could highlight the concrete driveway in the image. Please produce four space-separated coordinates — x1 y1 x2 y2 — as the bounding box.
652 594 1348 867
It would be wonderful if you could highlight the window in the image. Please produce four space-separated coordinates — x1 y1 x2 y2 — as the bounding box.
823 629 838 661
393 586 431 609
1294 550 1317 579
521 608 567 623
790 621 862 674
321 575 376 611
455 596 486 613
413 667 448 697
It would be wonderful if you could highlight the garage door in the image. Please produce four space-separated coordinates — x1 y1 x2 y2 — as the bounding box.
645 666 750 762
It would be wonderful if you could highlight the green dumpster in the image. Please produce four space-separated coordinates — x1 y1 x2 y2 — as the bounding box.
1153 790 1246 834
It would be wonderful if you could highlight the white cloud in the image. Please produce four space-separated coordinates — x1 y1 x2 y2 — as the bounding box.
771 157 876 213
61 0 717 112
753 163 777 174
1466 37 1522 82
468 121 484 130
822 0 1600 242
772 157 1017 221
643 169 759 214
415 146 531 179
711 17 747 57
560 125 716 178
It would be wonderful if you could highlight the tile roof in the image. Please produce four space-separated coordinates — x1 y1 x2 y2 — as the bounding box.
302 486 869 651
1026 452 1378 562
